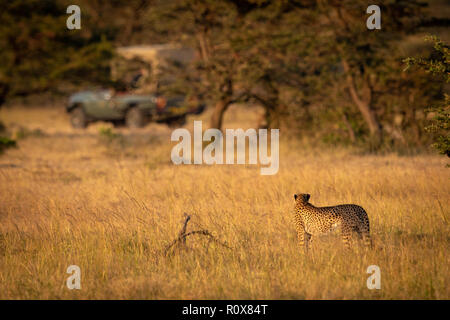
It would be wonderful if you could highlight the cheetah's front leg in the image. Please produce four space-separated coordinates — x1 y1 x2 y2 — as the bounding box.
296 229 313 253
305 233 313 251
297 228 306 252
294 214 309 253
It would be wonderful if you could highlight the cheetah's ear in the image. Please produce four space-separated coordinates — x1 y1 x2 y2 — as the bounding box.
305 194 310 201
294 194 298 200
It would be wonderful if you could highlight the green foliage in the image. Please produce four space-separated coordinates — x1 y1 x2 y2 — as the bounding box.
404 36 450 156
0 136 17 154
98 126 124 147
0 0 114 104
149 1 441 144
404 36 450 81
425 94 449 156
13 127 46 140
99 126 121 140
0 120 17 154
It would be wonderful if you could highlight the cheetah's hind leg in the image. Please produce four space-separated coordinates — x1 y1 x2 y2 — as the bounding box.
341 225 352 250
358 216 372 249
352 226 363 240
361 227 372 249
353 224 372 249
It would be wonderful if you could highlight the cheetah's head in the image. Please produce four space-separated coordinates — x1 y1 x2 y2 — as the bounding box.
294 193 310 205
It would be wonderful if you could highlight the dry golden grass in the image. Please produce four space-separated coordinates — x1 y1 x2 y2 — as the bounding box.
0 105 449 299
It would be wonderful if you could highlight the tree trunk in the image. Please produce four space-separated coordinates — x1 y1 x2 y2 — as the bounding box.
342 60 382 144
265 104 281 129
210 75 234 130
252 76 281 129
196 32 210 63
342 111 356 143
210 98 231 129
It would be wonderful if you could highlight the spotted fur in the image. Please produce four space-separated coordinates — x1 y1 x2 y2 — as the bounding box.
293 193 371 251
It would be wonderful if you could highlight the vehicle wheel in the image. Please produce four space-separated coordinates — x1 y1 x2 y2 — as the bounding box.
70 107 87 129
125 107 145 128
167 115 186 128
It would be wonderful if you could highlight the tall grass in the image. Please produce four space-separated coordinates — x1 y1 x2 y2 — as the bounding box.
0 106 448 299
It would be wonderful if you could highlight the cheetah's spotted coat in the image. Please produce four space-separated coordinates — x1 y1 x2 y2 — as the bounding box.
293 194 371 251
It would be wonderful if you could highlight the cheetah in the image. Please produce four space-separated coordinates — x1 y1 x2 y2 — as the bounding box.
293 193 371 251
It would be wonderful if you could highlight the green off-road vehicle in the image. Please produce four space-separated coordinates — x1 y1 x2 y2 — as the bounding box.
66 45 205 128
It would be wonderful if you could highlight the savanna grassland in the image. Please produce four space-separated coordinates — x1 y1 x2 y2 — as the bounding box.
0 105 449 299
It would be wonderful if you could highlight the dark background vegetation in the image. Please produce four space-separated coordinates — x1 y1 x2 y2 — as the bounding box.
0 0 448 153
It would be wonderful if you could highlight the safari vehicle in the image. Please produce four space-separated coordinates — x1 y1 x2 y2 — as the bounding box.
66 44 204 128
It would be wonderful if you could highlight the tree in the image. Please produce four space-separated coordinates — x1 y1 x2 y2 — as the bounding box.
0 0 114 106
148 0 286 130
404 36 449 156
309 1 429 147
